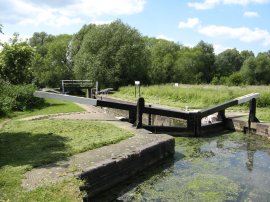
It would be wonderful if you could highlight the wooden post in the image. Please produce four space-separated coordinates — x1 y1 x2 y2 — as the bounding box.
86 88 90 98
136 97 145 128
61 80 65 94
194 112 202 137
187 113 195 132
217 110 226 123
248 98 259 133
148 105 152 125
249 98 259 123
187 112 201 136
129 109 136 124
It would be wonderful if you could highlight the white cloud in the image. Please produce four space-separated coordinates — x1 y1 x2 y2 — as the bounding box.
178 18 200 28
223 0 269 5
64 0 146 17
184 43 195 48
198 25 270 46
156 34 174 41
0 34 12 44
0 33 30 44
244 11 259 17
89 20 113 25
0 0 146 27
213 44 232 54
188 0 269 9
188 0 220 10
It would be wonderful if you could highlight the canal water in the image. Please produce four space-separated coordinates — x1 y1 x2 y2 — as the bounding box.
93 131 270 201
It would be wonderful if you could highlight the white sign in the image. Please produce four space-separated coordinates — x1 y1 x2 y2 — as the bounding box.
135 81 140 85
175 83 179 87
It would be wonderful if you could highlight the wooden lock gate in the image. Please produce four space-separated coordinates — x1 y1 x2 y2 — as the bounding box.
34 91 260 136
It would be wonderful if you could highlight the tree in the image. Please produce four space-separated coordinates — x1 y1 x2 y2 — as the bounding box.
0 34 34 84
31 34 73 87
146 37 181 84
29 32 57 86
241 53 270 85
29 32 55 57
253 53 270 84
0 24 3 34
214 48 243 77
68 24 95 62
241 57 257 85
240 50 254 61
194 41 215 83
72 20 149 89
173 42 215 84
173 46 203 84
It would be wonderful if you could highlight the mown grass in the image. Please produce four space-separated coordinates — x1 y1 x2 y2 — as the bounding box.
0 101 133 201
112 84 270 121
0 99 85 122
13 99 85 118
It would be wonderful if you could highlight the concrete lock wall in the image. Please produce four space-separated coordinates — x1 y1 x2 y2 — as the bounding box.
80 134 175 200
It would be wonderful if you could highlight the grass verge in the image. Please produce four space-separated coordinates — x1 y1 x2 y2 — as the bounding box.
12 99 85 118
0 101 133 201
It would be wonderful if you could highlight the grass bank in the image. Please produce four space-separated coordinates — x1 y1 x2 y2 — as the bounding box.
0 100 133 201
112 84 270 121
0 99 84 123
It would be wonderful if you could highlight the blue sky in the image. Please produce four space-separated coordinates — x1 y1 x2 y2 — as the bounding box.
0 0 270 54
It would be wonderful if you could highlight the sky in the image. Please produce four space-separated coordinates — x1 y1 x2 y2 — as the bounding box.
0 0 270 54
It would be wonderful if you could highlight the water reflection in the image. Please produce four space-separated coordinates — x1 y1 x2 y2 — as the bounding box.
94 132 270 201
246 141 255 171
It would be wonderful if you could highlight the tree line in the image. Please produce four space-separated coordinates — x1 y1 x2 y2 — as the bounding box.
1 20 270 89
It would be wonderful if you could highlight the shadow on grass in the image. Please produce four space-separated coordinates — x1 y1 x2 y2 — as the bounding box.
0 131 69 168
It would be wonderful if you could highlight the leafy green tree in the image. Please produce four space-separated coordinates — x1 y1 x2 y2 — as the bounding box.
72 20 149 88
240 50 254 61
29 32 56 86
173 47 198 84
29 32 55 57
68 24 95 62
241 52 270 85
253 53 270 84
146 37 180 84
194 41 215 83
241 57 257 84
214 48 243 77
225 72 244 86
0 34 35 84
173 42 215 84
32 34 72 87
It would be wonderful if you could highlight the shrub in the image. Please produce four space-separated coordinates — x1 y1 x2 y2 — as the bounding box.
0 81 43 115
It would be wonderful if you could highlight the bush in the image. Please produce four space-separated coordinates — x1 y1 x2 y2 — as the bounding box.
0 81 43 115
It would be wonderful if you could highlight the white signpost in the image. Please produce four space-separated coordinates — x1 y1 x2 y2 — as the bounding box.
135 81 141 97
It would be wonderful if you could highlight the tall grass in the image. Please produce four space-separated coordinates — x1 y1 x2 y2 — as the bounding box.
112 84 270 121
113 84 270 108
